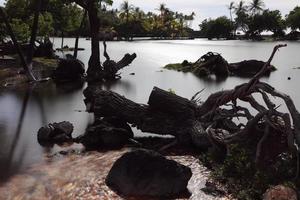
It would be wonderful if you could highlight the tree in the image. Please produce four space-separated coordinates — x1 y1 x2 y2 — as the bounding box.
227 1 235 37
234 1 249 33
120 0 133 40
10 18 31 42
158 3 166 26
249 0 265 15
48 0 83 48
246 13 265 39
286 6 300 31
235 0 248 14
199 16 233 39
262 10 285 38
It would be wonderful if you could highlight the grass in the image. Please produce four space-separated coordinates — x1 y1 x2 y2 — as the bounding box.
33 57 58 68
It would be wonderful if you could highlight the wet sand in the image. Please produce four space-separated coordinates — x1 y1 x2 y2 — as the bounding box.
0 147 232 200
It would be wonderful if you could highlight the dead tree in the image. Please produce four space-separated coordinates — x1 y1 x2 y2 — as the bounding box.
68 1 137 82
102 40 136 80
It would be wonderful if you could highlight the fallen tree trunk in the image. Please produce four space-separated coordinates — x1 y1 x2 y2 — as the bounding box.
148 87 197 119
84 86 209 146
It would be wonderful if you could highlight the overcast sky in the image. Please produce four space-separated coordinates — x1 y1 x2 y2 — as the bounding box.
0 0 299 29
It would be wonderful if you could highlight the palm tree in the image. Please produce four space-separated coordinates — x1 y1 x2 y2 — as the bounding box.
120 1 133 40
249 0 265 15
227 2 235 37
235 0 247 15
185 12 195 27
120 1 133 23
227 2 235 24
234 1 249 33
158 3 166 26
134 7 144 21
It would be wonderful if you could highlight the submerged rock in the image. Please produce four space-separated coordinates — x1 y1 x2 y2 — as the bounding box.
37 121 74 146
106 149 192 197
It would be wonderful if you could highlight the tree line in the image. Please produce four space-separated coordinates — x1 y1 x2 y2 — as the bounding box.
199 0 300 40
0 0 196 43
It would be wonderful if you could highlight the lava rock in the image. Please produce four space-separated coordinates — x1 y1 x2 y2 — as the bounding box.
229 60 276 77
37 121 74 146
263 185 297 200
106 149 192 197
34 39 55 58
53 58 85 81
79 119 133 150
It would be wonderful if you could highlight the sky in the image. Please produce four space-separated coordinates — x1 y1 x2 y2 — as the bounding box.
0 0 299 29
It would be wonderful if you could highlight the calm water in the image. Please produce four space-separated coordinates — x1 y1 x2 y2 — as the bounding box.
1 38 300 183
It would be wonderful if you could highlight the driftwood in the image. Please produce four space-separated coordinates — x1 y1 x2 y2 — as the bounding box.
102 40 136 80
85 44 300 176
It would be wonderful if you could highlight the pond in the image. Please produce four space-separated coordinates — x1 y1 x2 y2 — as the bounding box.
0 38 300 187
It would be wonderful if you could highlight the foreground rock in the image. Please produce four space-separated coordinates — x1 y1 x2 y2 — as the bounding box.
263 185 297 200
106 149 192 197
37 121 74 146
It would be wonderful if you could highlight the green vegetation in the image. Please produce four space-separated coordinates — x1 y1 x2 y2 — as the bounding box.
1 0 83 42
199 0 298 40
199 17 233 40
1 0 300 41
200 144 298 200
0 0 195 42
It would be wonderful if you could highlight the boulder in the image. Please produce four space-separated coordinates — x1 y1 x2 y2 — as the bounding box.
53 58 85 81
78 119 133 150
34 39 55 58
37 121 74 146
263 185 297 200
106 149 192 197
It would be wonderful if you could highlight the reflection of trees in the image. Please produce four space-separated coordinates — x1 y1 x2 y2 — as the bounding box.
0 86 32 183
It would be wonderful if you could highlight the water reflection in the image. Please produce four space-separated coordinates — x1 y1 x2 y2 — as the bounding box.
0 80 91 182
1 38 300 184
0 86 32 182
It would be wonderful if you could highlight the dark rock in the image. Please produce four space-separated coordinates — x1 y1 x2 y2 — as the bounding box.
53 58 85 81
194 52 229 77
106 149 192 197
79 119 133 150
182 60 189 66
34 39 55 58
229 60 276 77
288 77 291 80
263 185 297 200
201 181 226 197
37 121 74 146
